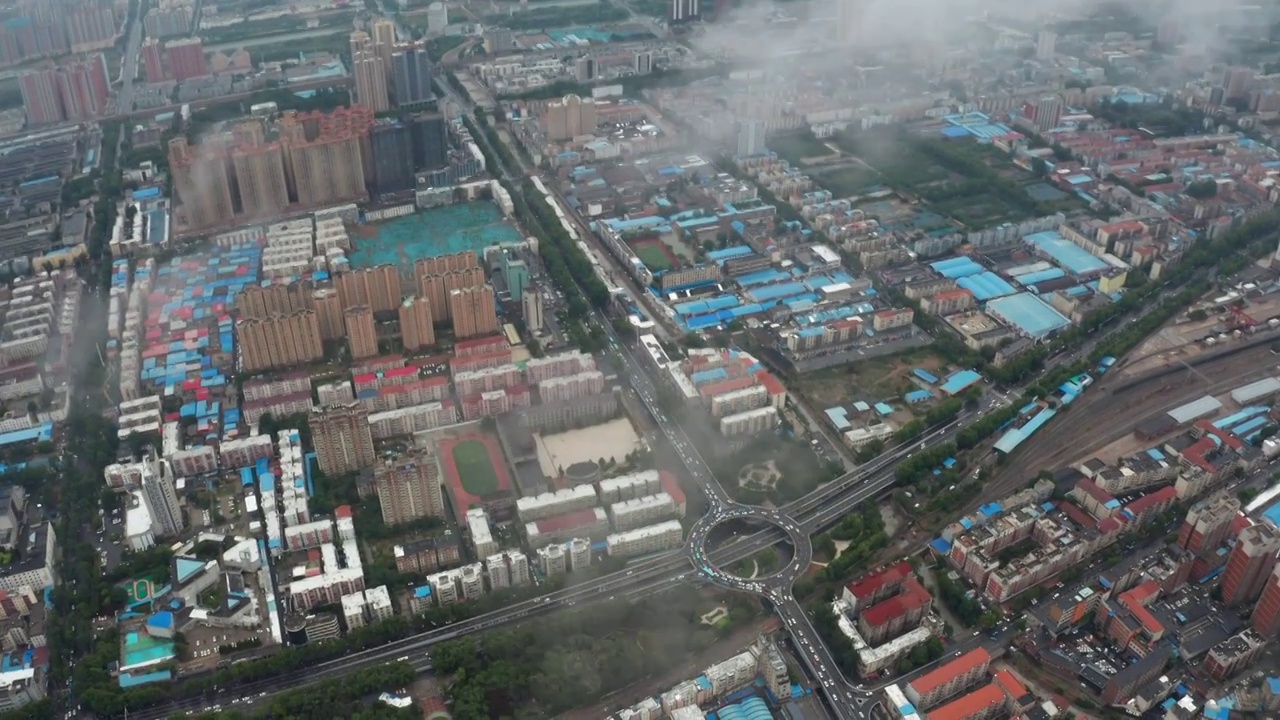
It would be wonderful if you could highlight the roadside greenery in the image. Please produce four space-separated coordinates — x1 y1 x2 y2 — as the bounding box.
183 661 418 720
464 108 612 352
433 587 760 717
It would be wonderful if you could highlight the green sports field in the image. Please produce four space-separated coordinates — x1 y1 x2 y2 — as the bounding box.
633 243 674 271
451 439 501 496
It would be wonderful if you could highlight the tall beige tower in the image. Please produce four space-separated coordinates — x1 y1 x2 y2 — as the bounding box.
309 404 376 475
374 447 444 525
449 285 499 340
279 106 374 205
351 29 391 114
231 142 289 218
312 287 345 340
399 296 435 352
168 136 235 230
371 18 397 69
345 305 378 359
235 311 323 372
419 266 485 322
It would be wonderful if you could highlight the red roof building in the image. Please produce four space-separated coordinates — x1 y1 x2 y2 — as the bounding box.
856 577 932 645
926 683 1005 720
904 647 991 710
842 561 913 610
658 471 687 516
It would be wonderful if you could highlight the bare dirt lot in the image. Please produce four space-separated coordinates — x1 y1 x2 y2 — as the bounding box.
791 348 948 408
536 417 643 477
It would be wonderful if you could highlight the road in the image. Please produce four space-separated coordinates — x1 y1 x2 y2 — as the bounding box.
114 3 144 116
136 397 970 719
127 36 1177 719
586 312 862 718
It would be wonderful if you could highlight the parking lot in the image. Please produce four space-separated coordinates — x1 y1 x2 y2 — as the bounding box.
183 624 265 673
86 508 126 572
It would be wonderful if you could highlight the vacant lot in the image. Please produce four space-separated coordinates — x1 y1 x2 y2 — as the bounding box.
768 133 837 165
536 417 642 477
833 128 1086 228
792 349 948 407
452 439 501 496
813 164 885 196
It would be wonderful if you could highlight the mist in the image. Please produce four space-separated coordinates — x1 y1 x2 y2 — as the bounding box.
688 0 1280 76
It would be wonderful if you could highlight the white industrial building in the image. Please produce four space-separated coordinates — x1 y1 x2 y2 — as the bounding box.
517 485 598 522
596 469 661 503
608 492 677 531
606 520 683 558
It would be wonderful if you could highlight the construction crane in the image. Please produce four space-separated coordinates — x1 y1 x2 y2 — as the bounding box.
1228 305 1259 331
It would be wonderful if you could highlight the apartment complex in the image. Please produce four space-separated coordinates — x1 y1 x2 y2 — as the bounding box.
169 106 376 231
374 447 445 525
309 404 376 475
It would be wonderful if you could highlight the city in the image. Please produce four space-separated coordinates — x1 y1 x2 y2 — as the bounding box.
6 0 1280 718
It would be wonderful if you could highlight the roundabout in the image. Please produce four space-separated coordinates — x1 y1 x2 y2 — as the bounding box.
686 503 813 593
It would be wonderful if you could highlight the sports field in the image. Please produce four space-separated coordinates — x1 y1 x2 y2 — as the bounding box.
451 439 500 495
438 434 514 522
631 238 677 272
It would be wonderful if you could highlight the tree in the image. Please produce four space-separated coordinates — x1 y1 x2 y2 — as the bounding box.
1185 179 1218 199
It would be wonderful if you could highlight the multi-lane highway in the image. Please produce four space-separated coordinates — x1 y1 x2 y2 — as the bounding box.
134 37 976 718
136 390 967 719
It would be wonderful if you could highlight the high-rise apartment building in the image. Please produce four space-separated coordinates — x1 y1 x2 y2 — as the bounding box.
418 266 484 322
669 0 699 22
1035 95 1062 133
1035 30 1056 60
19 67 62 126
236 311 324 372
374 447 444 525
65 4 118 52
168 136 236 230
543 94 597 141
344 305 378 359
633 50 652 75
141 38 166 83
312 288 345 340
522 288 544 330
1222 524 1280 606
279 105 374 205
409 113 449 171
309 404 376 475
1253 563 1280 637
1224 66 1256 102
736 120 765 158
336 265 402 313
237 282 314 319
351 31 390 113
141 458 184 538
371 19 397 68
231 143 290 218
574 56 596 83
414 250 479 277
391 44 434 108
834 0 863 43
166 37 206 82
370 119 415 196
449 285 499 339
56 54 109 121
399 296 435 351
1253 564 1280 637
1177 494 1240 558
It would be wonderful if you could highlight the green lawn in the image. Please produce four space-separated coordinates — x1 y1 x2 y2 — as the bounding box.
452 440 500 496
768 133 836 164
634 243 674 271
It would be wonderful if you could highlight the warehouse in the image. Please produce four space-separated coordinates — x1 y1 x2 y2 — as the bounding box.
1167 395 1223 425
